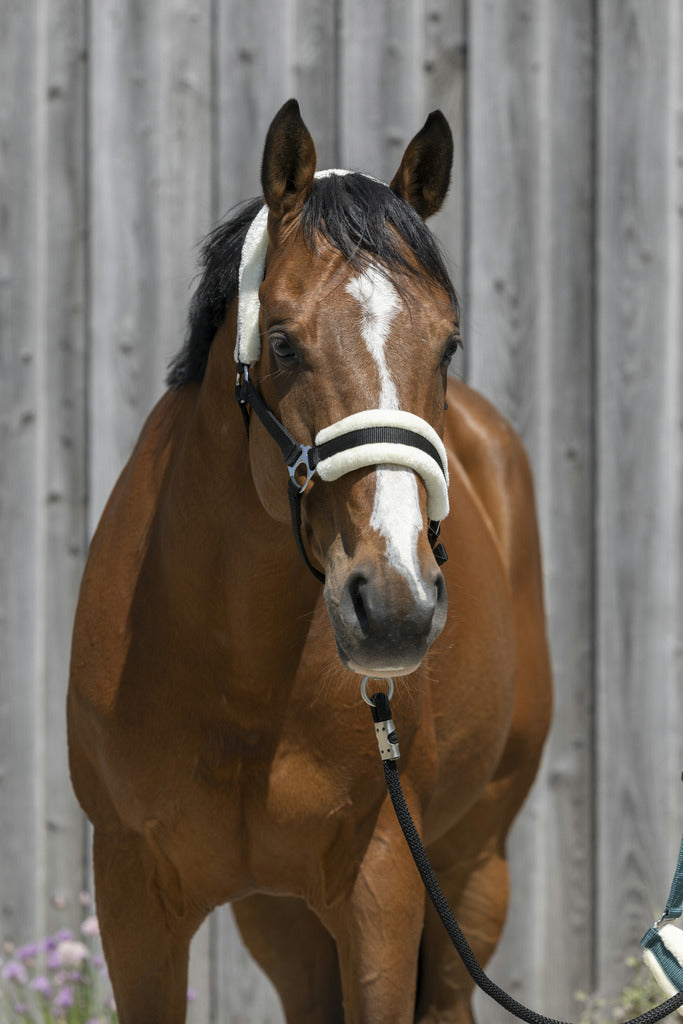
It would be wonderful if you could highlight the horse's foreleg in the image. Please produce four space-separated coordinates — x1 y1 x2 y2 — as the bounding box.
323 795 426 1024
415 804 513 1024
233 893 344 1023
93 826 195 1024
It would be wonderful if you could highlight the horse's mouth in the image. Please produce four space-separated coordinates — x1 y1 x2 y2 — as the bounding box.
335 638 422 678
331 618 441 678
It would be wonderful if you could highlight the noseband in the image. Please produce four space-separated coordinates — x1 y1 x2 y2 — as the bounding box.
236 364 448 583
234 172 450 584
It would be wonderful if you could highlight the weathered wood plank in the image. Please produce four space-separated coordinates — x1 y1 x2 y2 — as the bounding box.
0 0 46 946
339 0 421 180
596 0 683 1000
0 0 89 946
213 906 284 1024
468 2 595 1019
41 0 90 939
214 0 296 214
88 0 213 528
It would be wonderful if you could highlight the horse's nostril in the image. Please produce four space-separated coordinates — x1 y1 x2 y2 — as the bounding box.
348 573 370 638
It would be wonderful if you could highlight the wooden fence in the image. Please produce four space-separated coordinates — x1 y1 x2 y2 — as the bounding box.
1 1 682 1020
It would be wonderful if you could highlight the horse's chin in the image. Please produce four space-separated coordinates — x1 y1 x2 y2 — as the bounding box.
334 639 427 679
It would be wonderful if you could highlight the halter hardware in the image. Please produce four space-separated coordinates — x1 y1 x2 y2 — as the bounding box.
236 363 449 583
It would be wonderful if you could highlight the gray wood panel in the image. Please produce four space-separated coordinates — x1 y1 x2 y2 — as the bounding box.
0 0 88 946
468 2 596 1019
595 0 683 1000
2 1 683 1020
88 0 213 527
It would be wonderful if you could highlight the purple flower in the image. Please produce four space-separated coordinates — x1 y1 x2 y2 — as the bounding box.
46 949 61 971
53 984 75 1010
187 987 196 1002
29 974 52 999
1 960 28 984
15 942 38 962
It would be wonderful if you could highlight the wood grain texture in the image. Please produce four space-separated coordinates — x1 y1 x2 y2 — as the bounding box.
88 0 212 527
0 0 45 945
41 0 89 938
469 2 595 1018
0 0 89 946
2 2 683 1021
596 0 683 999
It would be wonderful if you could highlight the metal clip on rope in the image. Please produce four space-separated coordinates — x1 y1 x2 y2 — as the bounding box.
364 685 683 1024
361 676 399 761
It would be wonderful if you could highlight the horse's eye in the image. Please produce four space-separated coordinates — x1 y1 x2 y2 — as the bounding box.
271 334 297 364
440 337 459 370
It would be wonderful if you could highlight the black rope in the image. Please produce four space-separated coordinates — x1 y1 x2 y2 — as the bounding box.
374 703 683 1024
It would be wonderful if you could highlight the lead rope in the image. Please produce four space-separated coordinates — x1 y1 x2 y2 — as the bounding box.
364 681 683 1024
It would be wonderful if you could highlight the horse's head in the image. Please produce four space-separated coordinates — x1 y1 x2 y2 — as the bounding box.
239 100 459 677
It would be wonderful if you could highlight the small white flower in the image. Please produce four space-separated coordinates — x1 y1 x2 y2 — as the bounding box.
80 915 100 937
56 940 90 968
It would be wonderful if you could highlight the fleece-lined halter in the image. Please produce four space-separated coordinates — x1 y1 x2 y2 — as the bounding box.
234 170 449 584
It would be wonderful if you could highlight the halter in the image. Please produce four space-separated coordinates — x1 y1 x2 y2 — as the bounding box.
234 171 450 584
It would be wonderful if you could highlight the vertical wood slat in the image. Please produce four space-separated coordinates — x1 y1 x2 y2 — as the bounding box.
2 3 683 1022
0 0 47 946
42 0 89 937
468 3 595 1019
88 0 213 529
596 0 683 1000
0 0 88 945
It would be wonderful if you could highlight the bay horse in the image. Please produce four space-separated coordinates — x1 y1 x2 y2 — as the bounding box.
67 99 552 1024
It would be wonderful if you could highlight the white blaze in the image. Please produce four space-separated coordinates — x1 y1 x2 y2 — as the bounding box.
345 268 427 600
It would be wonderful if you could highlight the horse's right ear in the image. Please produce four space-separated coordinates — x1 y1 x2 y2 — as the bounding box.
261 99 317 223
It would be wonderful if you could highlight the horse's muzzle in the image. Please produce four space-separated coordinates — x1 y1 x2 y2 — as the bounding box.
327 562 447 676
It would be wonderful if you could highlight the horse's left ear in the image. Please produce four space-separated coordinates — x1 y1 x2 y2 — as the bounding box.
261 98 317 223
390 111 453 219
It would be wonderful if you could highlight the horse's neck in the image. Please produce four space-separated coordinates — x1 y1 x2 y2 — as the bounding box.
156 340 320 670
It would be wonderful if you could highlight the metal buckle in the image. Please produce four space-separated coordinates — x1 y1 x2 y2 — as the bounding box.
288 446 316 493
236 363 249 401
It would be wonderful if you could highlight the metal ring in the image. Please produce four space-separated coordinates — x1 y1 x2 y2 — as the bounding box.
360 676 394 706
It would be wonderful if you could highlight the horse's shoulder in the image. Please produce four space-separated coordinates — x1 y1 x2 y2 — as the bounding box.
70 388 198 704
445 378 540 591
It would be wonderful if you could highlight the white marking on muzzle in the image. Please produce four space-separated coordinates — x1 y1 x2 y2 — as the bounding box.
346 268 428 600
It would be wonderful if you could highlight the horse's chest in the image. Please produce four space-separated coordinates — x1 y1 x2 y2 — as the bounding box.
190 724 365 898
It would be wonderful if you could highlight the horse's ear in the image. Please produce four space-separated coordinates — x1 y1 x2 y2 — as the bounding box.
390 111 453 219
261 99 317 222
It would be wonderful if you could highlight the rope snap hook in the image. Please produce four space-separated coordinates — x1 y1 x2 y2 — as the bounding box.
361 677 400 761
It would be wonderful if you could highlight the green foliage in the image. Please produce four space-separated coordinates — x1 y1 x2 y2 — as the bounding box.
576 957 674 1024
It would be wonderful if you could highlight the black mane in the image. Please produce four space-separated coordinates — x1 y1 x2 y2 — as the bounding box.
167 175 458 390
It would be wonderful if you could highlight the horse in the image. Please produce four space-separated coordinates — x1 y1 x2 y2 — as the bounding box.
67 99 552 1024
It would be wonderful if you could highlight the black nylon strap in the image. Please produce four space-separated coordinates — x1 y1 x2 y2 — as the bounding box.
237 369 303 467
372 699 683 1024
287 480 325 583
311 426 445 475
